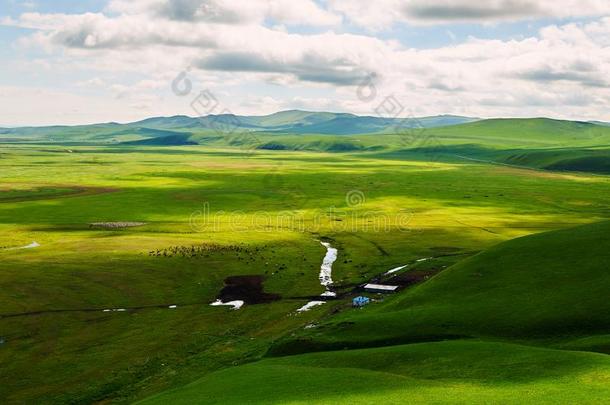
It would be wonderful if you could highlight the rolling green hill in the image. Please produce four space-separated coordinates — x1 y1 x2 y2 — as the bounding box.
4 115 610 177
0 110 476 143
1 144 609 403
429 118 609 147
271 221 610 355
376 118 610 174
140 340 610 404
140 221 610 404
373 144 610 174
2 116 610 403
244 117 610 174
131 111 477 135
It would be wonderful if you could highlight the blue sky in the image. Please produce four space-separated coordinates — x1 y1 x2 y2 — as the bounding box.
1 0 609 125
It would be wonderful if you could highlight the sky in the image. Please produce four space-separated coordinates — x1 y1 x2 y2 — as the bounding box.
0 0 609 126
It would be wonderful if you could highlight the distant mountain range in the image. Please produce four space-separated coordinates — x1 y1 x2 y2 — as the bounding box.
0 110 477 142
128 110 479 134
2 110 610 147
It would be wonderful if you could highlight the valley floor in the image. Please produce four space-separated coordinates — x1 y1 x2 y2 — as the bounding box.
0 145 609 403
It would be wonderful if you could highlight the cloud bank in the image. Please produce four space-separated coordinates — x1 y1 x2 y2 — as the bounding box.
1 0 609 125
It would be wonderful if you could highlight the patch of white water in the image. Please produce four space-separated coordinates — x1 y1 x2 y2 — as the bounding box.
416 257 431 262
23 241 40 249
319 242 337 286
318 241 338 298
296 242 338 314
6 241 40 250
296 301 325 312
210 299 244 310
384 264 408 276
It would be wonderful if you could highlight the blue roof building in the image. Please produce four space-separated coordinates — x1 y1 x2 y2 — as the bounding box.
352 296 370 307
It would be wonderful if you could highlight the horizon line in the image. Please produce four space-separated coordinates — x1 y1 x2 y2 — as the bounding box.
2 110 608 129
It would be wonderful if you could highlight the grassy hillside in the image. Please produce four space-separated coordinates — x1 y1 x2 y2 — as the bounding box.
0 111 477 143
1 145 609 403
428 118 610 147
247 110 339 128
248 118 610 174
254 118 610 151
140 340 610 405
4 116 610 176
141 221 610 404
404 145 610 174
370 119 610 174
121 130 196 146
271 221 610 355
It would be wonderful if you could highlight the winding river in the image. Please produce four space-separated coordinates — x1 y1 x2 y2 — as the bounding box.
296 241 338 312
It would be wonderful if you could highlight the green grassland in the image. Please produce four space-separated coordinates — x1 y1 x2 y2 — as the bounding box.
140 221 610 404
141 340 610 405
249 118 610 173
269 220 610 354
0 128 609 404
4 115 610 175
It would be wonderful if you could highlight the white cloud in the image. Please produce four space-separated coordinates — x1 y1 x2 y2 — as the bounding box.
0 85 171 125
77 77 106 87
9 9 388 85
267 0 341 26
106 0 340 26
1 1 610 124
328 0 610 29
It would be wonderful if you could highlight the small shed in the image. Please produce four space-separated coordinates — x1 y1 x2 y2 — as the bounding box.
352 296 370 307
364 283 399 293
